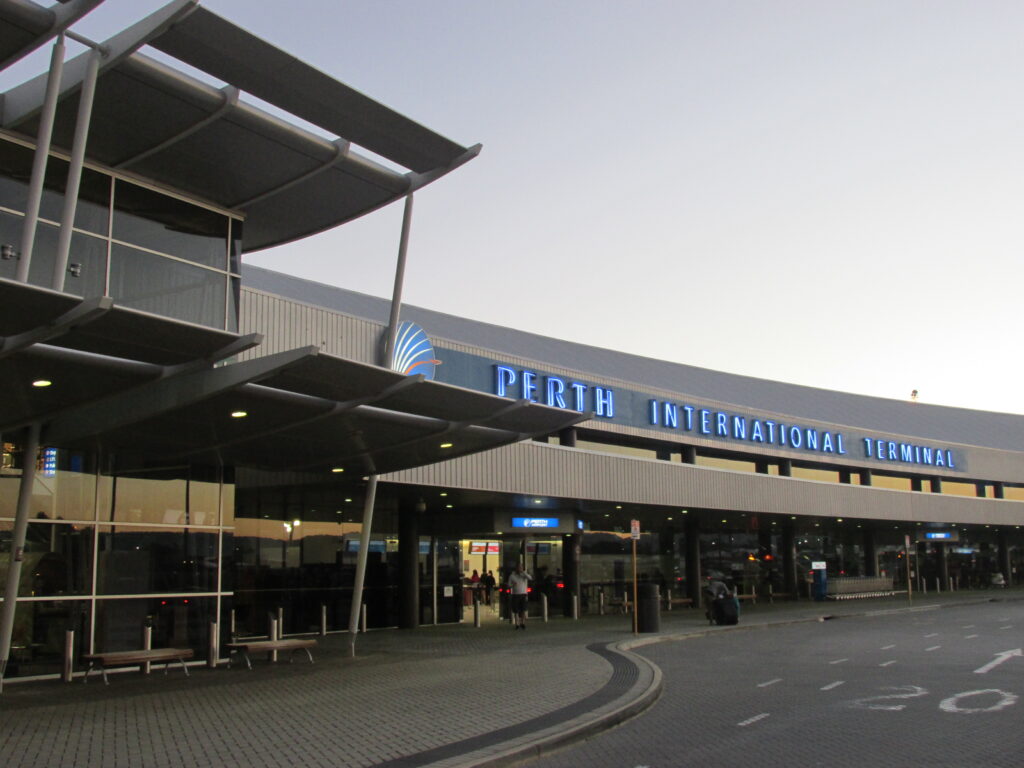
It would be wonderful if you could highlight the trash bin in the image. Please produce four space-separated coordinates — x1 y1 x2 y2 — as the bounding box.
637 583 660 632
812 569 828 601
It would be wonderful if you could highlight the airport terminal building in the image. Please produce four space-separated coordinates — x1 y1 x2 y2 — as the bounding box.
1 0 1022 684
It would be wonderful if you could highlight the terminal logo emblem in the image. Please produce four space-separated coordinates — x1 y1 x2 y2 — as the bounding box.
390 321 440 380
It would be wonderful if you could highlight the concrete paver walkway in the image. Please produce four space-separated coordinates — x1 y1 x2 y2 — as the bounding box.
2 590 1019 768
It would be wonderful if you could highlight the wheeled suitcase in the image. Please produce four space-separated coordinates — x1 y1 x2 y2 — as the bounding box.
711 595 739 625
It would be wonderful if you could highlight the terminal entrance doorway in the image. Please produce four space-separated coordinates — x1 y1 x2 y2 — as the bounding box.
457 536 569 623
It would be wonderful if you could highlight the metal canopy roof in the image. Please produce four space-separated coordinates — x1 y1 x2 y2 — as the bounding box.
0 0 103 70
0 0 480 252
0 280 587 475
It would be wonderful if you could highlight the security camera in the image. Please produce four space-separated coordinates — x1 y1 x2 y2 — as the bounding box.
0 244 16 260
68 263 82 277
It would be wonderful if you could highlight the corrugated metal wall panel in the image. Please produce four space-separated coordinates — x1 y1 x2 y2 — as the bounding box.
384 441 1022 526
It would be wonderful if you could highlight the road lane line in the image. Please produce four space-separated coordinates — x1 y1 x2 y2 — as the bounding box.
966 634 979 639
829 658 849 665
737 713 770 727
757 678 782 688
1000 626 1013 630
924 633 939 638
880 660 897 667
881 644 896 650
925 646 941 652
821 681 845 691
963 625 975 629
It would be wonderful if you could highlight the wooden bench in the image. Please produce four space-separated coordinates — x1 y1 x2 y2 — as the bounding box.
226 638 316 670
83 648 194 685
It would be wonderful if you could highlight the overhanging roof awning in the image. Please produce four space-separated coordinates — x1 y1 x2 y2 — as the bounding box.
0 0 104 70
0 280 588 475
0 0 480 252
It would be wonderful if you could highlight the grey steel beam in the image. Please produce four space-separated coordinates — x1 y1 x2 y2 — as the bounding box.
230 137 352 209
44 345 318 445
182 372 425 458
161 332 263 377
0 0 104 70
113 85 239 169
0 294 113 359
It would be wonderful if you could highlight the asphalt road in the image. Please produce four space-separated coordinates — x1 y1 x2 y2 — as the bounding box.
527 600 1024 768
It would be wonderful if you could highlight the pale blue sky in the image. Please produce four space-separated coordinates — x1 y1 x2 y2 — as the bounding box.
7 1 1024 414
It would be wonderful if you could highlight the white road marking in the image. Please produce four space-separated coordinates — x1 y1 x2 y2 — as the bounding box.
881 644 896 650
737 713 770 727
924 633 939 638
1000 625 1013 630
821 681 845 691
880 660 897 667
940 689 1018 714
963 624 976 629
757 678 782 688
829 658 849 665
965 634 979 639
974 649 1023 674
925 646 941 652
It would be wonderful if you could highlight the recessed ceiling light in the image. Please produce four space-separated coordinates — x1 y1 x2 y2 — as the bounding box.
440 492 447 497
344 498 352 503
230 410 247 418
440 442 453 449
615 505 622 510
32 379 52 387
445 504 453 509
331 467 344 473
534 499 542 504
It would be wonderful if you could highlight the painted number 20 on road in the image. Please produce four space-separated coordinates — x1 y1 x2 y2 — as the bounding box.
849 686 1018 714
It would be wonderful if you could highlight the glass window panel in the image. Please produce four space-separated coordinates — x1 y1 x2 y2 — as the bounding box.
226 274 240 332
576 440 658 460
113 180 228 268
103 471 187 524
1001 486 1024 501
941 481 977 497
96 525 218 594
792 467 839 483
695 455 757 473
188 479 220 527
871 474 912 491
1 599 90 679
0 140 110 233
229 217 242 274
0 214 106 296
109 243 226 328
221 482 235 526
0 521 94 596
94 597 213 657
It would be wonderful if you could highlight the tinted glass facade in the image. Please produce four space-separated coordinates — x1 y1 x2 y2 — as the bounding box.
0 136 241 331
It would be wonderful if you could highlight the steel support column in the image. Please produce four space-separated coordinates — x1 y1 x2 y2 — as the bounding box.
52 48 102 292
17 37 65 282
348 193 414 657
684 516 701 605
0 423 42 692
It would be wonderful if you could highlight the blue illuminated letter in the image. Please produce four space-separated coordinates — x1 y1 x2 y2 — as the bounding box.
789 426 802 448
594 387 614 418
732 416 747 440
900 444 913 463
863 438 873 458
700 410 711 435
837 433 846 455
663 402 678 429
751 420 764 443
765 421 777 444
946 450 955 468
821 432 834 453
682 406 694 431
522 370 538 402
716 412 728 437
649 399 659 425
805 429 818 451
546 377 567 408
570 382 587 412
921 447 933 465
496 365 516 397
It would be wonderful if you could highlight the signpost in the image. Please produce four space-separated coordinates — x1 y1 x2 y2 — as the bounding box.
904 534 913 604
630 519 640 634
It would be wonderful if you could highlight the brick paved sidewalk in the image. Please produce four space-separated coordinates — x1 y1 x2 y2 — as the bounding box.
1 590 1018 768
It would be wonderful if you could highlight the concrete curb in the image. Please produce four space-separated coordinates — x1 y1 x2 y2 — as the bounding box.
435 642 662 768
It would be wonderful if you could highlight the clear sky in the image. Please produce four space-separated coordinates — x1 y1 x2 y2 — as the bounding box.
6 1 1024 414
